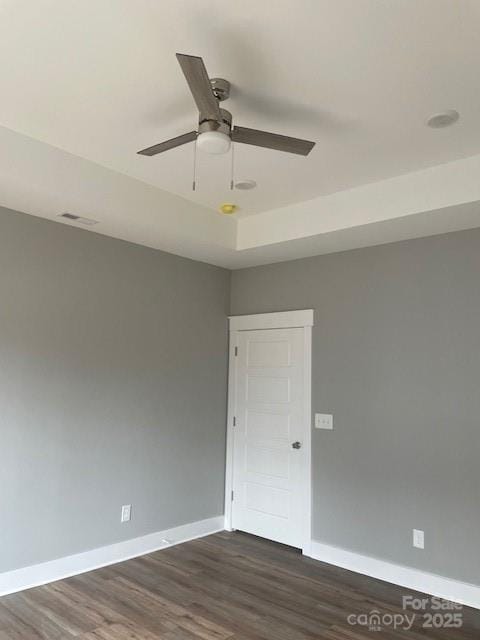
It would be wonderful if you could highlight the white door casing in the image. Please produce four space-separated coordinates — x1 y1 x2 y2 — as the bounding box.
225 310 313 553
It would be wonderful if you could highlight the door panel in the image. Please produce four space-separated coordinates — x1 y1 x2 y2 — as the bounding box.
247 340 291 367
245 483 290 518
246 445 289 478
232 327 306 548
245 410 290 441
247 375 290 403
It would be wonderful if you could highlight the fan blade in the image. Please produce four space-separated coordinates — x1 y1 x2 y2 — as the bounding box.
232 126 315 156
176 53 221 122
137 131 197 156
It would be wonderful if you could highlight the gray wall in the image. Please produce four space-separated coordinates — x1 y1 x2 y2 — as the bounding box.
0 206 229 573
3 201 479 586
231 228 480 585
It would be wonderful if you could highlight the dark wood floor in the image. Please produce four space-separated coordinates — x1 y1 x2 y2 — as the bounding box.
0 531 478 639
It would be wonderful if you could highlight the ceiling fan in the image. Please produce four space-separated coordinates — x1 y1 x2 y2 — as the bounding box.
137 53 315 158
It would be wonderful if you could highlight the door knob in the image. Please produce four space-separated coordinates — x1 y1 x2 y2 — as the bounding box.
291 441 302 449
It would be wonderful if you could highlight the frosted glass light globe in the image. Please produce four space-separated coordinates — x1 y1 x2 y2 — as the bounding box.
197 130 231 154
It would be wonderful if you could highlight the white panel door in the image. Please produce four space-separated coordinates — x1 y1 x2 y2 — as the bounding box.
232 327 306 548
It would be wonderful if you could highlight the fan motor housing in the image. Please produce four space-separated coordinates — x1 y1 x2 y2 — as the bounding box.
199 108 232 136
210 78 230 102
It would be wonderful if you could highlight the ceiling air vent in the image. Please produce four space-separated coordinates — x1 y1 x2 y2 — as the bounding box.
58 213 99 226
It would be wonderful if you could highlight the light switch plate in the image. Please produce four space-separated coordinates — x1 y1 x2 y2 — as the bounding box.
315 413 333 430
121 504 132 523
413 529 424 549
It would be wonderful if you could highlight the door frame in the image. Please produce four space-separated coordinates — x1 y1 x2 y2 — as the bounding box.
224 309 314 554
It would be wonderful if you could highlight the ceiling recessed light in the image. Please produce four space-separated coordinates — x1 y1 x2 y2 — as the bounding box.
427 109 459 128
235 179 257 191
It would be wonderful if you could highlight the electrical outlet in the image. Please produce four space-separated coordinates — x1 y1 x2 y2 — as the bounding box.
315 413 333 430
121 504 131 523
413 529 424 549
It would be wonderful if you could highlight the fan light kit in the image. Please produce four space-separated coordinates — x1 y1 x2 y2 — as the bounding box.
197 130 231 154
138 54 315 189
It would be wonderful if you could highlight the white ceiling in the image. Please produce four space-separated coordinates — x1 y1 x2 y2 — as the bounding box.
1 0 480 215
1 0 480 267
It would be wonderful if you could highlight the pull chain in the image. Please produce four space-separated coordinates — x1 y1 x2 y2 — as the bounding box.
230 141 235 190
192 137 198 191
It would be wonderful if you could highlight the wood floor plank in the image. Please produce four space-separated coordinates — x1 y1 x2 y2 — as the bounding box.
1 532 479 639
79 621 163 640
0 592 77 640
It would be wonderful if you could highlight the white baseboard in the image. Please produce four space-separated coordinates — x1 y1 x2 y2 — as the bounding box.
0 515 224 597
309 540 480 610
